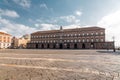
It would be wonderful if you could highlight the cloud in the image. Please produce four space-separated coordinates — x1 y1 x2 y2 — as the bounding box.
35 23 59 31
0 18 37 37
13 0 31 8
59 15 81 25
75 11 82 16
40 3 48 9
97 10 120 47
63 24 81 29
0 9 19 18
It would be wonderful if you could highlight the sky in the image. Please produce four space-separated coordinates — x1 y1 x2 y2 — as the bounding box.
0 0 120 47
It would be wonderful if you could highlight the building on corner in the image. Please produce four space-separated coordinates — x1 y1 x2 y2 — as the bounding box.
27 26 114 49
0 31 12 49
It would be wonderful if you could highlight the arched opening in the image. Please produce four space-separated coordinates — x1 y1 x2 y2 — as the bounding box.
53 44 56 49
67 43 70 49
47 44 49 48
82 43 85 49
60 43 63 49
41 44 44 49
91 43 94 49
74 43 77 49
36 44 39 49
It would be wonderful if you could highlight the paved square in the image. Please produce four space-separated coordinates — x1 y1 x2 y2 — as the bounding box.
0 49 120 80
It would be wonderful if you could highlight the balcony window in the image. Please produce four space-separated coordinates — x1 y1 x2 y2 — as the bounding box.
87 39 89 42
91 39 94 42
83 39 85 42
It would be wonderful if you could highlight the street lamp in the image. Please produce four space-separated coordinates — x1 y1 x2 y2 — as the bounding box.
112 36 115 52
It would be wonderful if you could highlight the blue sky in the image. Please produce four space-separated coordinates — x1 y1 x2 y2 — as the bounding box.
0 0 120 46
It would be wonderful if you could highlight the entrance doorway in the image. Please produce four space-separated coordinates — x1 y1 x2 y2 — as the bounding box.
53 44 56 49
74 43 77 49
60 43 63 49
36 44 38 49
82 43 85 49
41 44 44 48
47 44 49 48
67 43 70 49
91 43 94 48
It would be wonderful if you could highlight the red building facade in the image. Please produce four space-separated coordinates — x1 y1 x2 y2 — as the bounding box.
27 26 114 49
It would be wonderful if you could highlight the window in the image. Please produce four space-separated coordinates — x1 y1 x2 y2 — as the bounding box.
91 39 94 42
87 39 89 42
83 39 85 42
78 40 81 42
101 39 104 42
71 40 73 42
83 33 85 36
67 34 70 36
87 33 89 35
96 39 99 42
101 32 103 35
67 40 69 42
74 40 77 42
96 32 98 35
50 40 52 43
64 40 66 42
91 33 94 35
75 34 77 36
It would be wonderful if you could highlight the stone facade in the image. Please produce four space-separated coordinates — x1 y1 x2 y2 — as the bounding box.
11 34 30 49
27 26 114 49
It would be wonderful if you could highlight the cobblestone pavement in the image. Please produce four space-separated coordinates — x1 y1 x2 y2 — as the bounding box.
0 49 120 80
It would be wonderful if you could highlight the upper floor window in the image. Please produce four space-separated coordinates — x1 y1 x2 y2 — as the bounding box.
101 32 104 35
83 39 85 42
67 40 70 42
71 40 73 42
91 39 94 42
45 40 46 43
50 40 52 43
87 33 89 35
75 34 77 36
96 32 98 35
91 33 94 35
83 33 85 36
74 40 77 42
67 34 70 37
96 39 99 42
87 39 89 42
101 39 104 42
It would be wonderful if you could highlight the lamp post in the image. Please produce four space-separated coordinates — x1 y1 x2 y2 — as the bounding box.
112 36 115 52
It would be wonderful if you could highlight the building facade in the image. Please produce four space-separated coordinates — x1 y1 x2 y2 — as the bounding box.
0 32 12 49
27 26 114 49
11 34 30 49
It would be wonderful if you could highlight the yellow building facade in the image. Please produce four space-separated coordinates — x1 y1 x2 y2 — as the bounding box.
0 32 12 49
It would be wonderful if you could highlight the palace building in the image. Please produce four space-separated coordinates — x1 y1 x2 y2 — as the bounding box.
0 31 12 49
27 26 114 49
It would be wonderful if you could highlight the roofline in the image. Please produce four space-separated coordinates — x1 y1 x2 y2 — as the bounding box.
31 26 105 35
0 32 12 36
